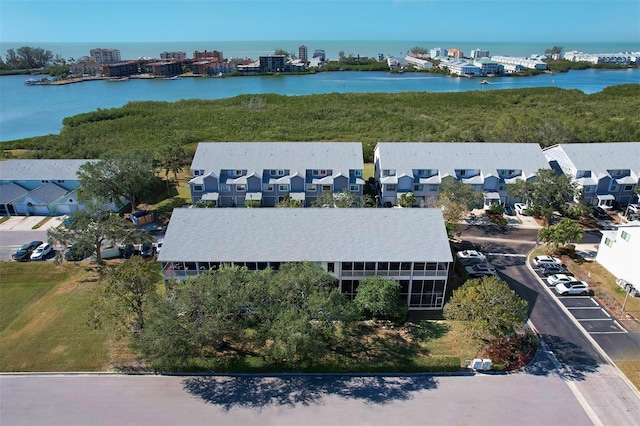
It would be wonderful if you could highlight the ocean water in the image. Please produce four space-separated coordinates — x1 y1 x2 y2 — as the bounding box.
1 40 639 142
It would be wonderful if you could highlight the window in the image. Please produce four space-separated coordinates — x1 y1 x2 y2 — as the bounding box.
624 185 633 191
386 184 396 191
382 169 395 177
193 185 203 192
278 184 289 191
413 184 423 191
499 184 507 191
306 184 317 191
220 184 231 192
322 185 331 192
57 180 65 183
350 185 359 192
271 169 285 177
429 185 439 191
263 184 274 191
621 231 631 242
605 237 614 248
236 184 246 191
610 185 619 192
41 180 49 183
327 262 334 273
584 186 594 193
193 170 203 176
459 170 466 176
354 170 362 177
614 170 622 176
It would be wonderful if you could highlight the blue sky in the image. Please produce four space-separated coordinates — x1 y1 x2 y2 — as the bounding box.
1 0 639 43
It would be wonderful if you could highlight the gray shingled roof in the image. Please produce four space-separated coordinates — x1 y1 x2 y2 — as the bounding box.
158 208 452 263
375 142 550 179
0 182 29 204
190 142 363 177
544 143 640 176
0 159 98 181
24 183 70 204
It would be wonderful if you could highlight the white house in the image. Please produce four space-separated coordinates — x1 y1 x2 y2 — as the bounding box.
596 223 639 289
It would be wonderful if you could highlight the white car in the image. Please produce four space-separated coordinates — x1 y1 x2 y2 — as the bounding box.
514 203 529 215
555 281 590 296
628 204 640 214
546 274 575 286
456 250 486 261
465 263 496 277
30 243 52 260
533 255 562 267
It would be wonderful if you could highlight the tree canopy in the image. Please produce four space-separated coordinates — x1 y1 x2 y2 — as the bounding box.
136 263 357 368
3 46 53 69
353 276 408 323
537 218 584 254
507 169 578 226
77 151 157 210
435 176 483 237
444 276 529 339
47 202 150 265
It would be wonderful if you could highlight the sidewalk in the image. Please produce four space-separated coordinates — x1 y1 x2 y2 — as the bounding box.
0 216 64 232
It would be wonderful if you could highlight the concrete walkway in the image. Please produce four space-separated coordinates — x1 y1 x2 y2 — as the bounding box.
0 216 64 232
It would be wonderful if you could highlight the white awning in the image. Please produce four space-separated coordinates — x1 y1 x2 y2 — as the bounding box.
596 194 615 200
201 192 219 201
290 193 306 201
484 192 501 200
246 193 263 201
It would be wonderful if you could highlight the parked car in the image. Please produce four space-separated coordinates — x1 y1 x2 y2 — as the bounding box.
154 238 163 255
514 203 529 215
465 263 496 277
503 205 514 216
140 242 154 258
30 243 52 261
456 250 486 262
593 206 609 218
533 255 562 267
458 257 486 267
64 244 91 261
451 239 478 252
627 204 640 214
546 274 576 286
11 240 43 261
555 281 590 296
540 263 572 276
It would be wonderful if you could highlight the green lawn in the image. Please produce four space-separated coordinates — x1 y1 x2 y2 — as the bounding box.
0 262 110 372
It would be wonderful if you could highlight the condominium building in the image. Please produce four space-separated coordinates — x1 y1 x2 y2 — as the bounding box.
298 45 308 63
189 142 364 207
543 143 640 207
158 208 453 310
374 142 550 208
90 48 121 64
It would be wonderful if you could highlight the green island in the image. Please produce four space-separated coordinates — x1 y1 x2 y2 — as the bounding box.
3 85 640 161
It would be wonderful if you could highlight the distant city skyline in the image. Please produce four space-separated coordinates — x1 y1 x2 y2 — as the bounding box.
1 0 639 43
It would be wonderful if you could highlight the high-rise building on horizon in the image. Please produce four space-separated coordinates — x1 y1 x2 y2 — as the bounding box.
90 48 121 64
298 45 308 63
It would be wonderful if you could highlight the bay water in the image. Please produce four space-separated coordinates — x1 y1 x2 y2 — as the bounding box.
1 40 639 142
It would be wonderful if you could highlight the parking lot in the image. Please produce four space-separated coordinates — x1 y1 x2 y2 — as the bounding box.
532 264 630 338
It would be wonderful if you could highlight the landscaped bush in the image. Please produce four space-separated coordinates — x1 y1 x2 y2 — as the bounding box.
479 331 538 371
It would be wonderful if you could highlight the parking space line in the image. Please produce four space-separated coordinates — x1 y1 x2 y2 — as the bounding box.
590 298 599 307
577 318 615 322
600 308 611 318
566 306 601 310
589 331 628 335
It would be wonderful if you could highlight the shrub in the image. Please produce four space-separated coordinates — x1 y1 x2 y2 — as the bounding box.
479 331 538 371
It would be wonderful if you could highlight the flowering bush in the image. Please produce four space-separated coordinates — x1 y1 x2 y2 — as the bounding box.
479 331 538 371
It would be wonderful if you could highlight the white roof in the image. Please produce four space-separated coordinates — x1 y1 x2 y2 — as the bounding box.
544 143 640 177
190 142 363 178
375 142 550 179
158 208 452 263
0 159 98 181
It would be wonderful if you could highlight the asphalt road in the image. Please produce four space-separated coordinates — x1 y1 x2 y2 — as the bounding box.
461 227 640 425
0 371 593 426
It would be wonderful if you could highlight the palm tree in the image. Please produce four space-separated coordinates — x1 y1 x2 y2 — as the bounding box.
156 142 186 191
